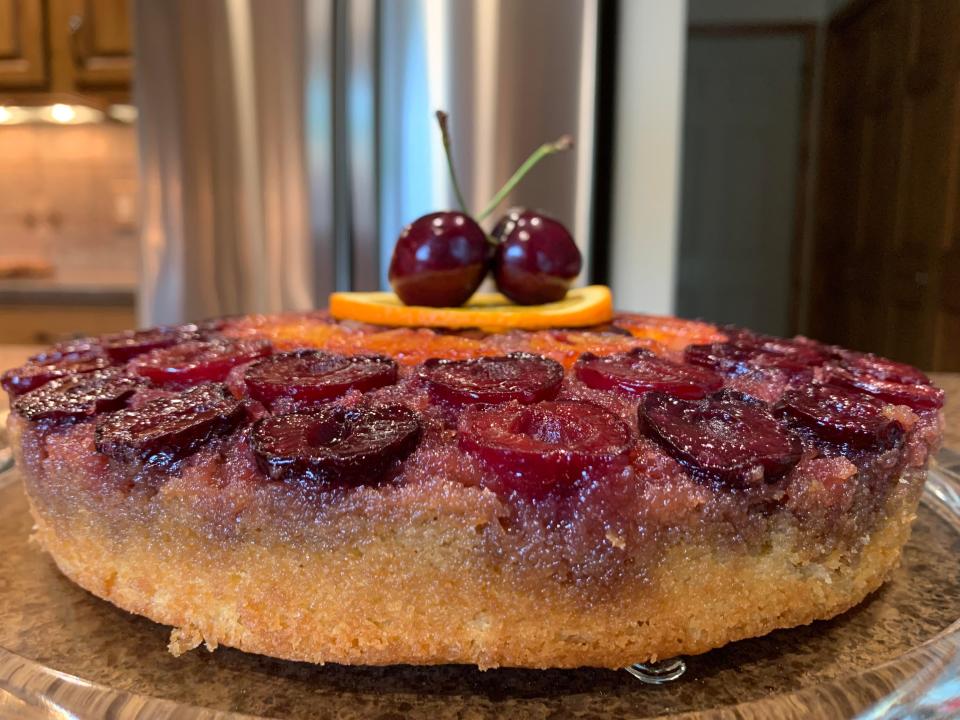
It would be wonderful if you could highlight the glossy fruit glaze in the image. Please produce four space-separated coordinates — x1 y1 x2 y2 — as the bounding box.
5 312 944 586
491 209 583 305
387 211 490 307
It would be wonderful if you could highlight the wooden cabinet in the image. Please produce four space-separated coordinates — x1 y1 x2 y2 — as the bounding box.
0 0 132 101
0 302 135 344
0 0 46 88
810 0 960 371
48 0 132 92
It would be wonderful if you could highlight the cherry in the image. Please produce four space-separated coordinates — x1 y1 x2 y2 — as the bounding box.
725 331 828 366
685 338 821 377
574 349 723 399
387 111 576 308
29 339 100 363
244 351 398 410
130 338 271 388
95 383 245 463
98 325 198 362
1 352 114 398
419 353 563 405
458 400 632 497
491 209 582 305
387 211 490 307
13 368 142 423
639 392 802 485
825 368 944 411
250 404 422 485
776 385 904 449
837 351 931 386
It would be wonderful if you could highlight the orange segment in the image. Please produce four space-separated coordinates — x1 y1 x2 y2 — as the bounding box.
614 314 726 351
524 331 662 369
326 329 496 366
330 286 613 330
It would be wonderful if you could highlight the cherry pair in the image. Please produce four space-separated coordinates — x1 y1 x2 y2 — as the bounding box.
388 112 582 308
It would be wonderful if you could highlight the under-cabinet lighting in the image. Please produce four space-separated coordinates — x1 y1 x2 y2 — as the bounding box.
36 104 104 125
107 104 138 123
0 106 35 125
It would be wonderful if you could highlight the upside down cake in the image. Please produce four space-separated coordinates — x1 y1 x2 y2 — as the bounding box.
3 304 944 669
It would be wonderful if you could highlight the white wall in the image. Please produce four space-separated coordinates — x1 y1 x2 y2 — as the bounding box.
608 0 687 314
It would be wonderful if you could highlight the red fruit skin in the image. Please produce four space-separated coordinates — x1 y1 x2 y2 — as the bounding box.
1 352 114 398
685 340 820 378
458 400 633 498
130 339 272 389
491 209 582 305
388 211 490 307
639 392 802 486
775 384 905 450
99 325 198 362
244 351 398 410
826 368 944 412
249 404 422 485
13 368 143 423
95 383 246 464
419 353 563 406
837 351 931 385
574 349 723 400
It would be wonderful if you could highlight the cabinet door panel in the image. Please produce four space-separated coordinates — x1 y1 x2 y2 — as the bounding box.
811 0 960 370
0 0 46 89
49 0 132 90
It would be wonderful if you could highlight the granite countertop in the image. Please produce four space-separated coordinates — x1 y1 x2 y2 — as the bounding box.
0 346 957 447
0 268 136 305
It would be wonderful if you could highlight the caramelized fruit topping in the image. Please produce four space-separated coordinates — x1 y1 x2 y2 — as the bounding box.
95 383 245 463
244 351 398 410
838 351 931 385
98 325 198 362
420 353 563 405
250 404 422 485
574 349 723 399
639 392 802 485
13 368 142 422
776 384 904 449
130 338 271 388
685 337 823 377
826 368 944 411
458 400 632 497
1 352 114 398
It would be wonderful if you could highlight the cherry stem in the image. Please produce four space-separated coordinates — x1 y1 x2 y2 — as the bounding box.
476 135 574 222
435 110 470 215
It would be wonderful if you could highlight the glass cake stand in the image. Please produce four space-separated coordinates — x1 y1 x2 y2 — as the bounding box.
0 453 958 720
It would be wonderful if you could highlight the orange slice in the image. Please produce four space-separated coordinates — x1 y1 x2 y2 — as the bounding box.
330 285 613 330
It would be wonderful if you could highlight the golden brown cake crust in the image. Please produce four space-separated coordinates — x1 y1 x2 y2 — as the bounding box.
4 312 945 668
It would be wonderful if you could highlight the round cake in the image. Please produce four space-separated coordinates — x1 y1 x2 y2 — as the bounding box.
3 301 944 669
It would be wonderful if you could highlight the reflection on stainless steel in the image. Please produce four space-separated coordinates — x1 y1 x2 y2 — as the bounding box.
135 0 315 325
377 0 599 287
137 0 600 324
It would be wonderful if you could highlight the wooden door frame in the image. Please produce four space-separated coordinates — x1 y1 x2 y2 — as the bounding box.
686 23 818 336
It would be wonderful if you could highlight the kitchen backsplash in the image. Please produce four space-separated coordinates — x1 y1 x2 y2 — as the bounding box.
0 123 138 287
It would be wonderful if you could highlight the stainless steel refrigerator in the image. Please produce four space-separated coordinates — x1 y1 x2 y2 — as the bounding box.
134 0 687 325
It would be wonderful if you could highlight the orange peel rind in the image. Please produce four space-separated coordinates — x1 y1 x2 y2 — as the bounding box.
330 285 614 330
